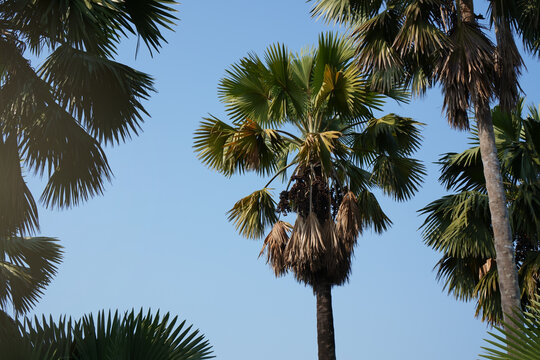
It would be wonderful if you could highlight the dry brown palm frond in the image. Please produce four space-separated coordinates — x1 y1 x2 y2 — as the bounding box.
336 191 361 252
436 16 495 129
322 219 352 286
286 213 325 263
259 221 292 276
322 219 339 254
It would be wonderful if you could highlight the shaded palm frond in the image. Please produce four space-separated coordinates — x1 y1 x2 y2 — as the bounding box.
0 237 62 315
437 19 495 129
356 190 392 234
39 44 154 145
370 154 426 201
2 0 177 57
21 106 112 209
0 136 38 237
10 309 213 360
438 148 486 192
517 0 540 56
420 191 494 259
227 189 278 239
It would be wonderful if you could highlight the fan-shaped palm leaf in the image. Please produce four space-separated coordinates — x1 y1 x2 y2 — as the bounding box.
0 237 62 315
0 309 213 360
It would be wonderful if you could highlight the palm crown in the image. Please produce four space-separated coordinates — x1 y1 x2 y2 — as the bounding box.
420 101 540 324
194 33 425 286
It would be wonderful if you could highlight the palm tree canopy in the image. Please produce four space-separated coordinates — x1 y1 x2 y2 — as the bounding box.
0 309 214 360
194 33 425 287
0 236 62 316
0 0 177 237
309 0 540 128
420 101 540 324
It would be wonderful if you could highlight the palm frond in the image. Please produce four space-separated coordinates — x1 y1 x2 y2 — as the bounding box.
356 190 391 234
16 309 213 360
370 154 426 201
0 136 38 236
39 44 154 145
227 189 278 239
420 192 494 259
21 105 112 209
479 295 540 359
0 237 62 315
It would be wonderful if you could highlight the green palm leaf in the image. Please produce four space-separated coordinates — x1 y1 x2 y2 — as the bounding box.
1 309 213 360
479 296 540 359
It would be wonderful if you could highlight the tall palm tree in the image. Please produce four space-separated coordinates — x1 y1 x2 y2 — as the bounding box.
420 101 540 325
310 0 540 327
0 309 214 359
194 33 425 360
0 0 178 237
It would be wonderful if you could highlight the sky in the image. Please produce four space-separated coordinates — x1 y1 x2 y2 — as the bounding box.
25 1 540 359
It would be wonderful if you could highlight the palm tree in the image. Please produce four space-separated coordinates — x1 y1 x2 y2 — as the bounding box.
0 309 214 359
194 33 425 360
310 0 540 328
0 0 178 237
420 101 540 325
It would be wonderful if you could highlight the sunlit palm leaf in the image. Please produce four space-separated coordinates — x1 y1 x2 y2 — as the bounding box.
227 189 278 239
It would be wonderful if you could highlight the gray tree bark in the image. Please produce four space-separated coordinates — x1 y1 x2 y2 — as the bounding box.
315 282 336 360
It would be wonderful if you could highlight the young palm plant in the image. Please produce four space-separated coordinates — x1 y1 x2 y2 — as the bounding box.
194 33 425 360
0 309 214 359
310 0 540 329
420 101 540 325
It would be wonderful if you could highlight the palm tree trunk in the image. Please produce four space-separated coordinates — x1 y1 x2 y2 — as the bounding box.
459 0 522 326
315 282 336 360
475 103 521 325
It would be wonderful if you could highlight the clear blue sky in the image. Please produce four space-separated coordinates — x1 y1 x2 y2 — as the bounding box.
27 1 540 359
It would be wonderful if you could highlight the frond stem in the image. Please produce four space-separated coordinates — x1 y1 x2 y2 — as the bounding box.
264 162 297 188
